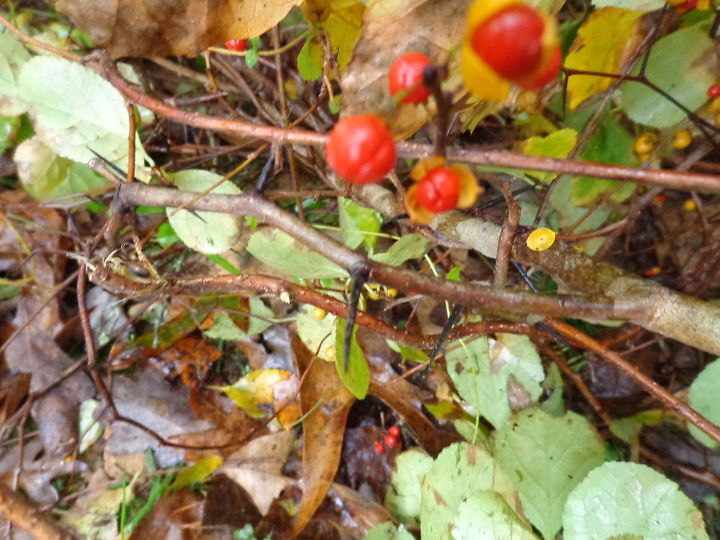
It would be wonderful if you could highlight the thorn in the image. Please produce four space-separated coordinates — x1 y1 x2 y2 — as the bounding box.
343 262 370 371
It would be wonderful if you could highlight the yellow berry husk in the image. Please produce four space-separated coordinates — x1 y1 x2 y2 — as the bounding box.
386 288 399 298
367 290 381 301
665 0 685 5
672 129 693 150
683 199 697 211
633 132 658 155
526 227 556 252
313 307 328 320
709 97 720 114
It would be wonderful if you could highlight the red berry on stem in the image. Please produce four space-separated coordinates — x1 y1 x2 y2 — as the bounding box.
325 115 396 184
388 425 400 437
388 52 432 104
384 434 398 448
373 441 385 454
225 39 248 51
471 5 545 81
708 84 720 99
416 167 460 213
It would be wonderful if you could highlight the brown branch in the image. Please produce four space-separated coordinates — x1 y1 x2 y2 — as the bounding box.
0 483 77 540
0 14 80 62
113 182 645 322
98 57 720 194
544 319 720 445
89 264 533 349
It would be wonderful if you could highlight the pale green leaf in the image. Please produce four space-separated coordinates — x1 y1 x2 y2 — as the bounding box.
593 0 664 9
339 197 381 250
370 233 430 266
495 409 606 540
618 22 715 128
296 304 337 361
78 399 104 453
539 362 565 416
0 31 31 116
205 312 247 341
563 462 709 539
420 442 518 540
688 357 720 448
167 169 242 254
17 56 151 175
609 410 664 444
522 128 578 183
451 491 538 540
247 228 348 279
14 136 108 200
445 334 544 429
363 523 414 540
335 318 369 399
385 449 434 526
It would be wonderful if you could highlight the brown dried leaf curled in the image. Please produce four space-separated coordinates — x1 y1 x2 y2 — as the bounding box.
56 0 303 58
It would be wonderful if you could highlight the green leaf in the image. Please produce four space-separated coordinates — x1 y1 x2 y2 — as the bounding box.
451 491 538 540
387 340 430 363
297 35 324 82
166 169 242 254
609 410 664 444
169 456 223 491
522 128 578 183
445 334 544 429
420 442 518 540
247 228 348 280
688 357 720 448
495 409 606 540
205 312 247 341
618 22 715 128
370 233 430 266
547 175 612 233
385 449 434 527
563 462 709 539
296 304 337 361
362 523 414 540
335 318 369 399
0 31 31 116
339 197 381 250
0 115 21 154
539 362 565 416
17 56 151 176
206 298 274 341
571 113 636 206
592 0 664 9
14 136 108 200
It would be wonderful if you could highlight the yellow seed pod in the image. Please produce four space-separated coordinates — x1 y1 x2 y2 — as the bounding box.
312 307 328 320
526 227 556 252
672 130 693 150
633 132 658 155
386 288 399 298
709 97 720 114
665 0 685 5
324 346 336 361
366 290 381 301
683 199 697 211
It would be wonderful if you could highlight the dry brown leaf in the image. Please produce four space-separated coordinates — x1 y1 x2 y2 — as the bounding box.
291 333 355 536
130 489 204 540
341 0 472 137
56 0 303 58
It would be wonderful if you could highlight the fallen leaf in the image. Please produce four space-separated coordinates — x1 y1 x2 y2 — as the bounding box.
129 489 204 539
56 0 304 58
292 333 355 536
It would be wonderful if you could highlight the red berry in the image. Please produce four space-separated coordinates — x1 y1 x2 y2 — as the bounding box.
471 5 545 81
708 84 720 99
225 39 248 52
388 52 432 104
518 44 562 90
384 434 398 448
373 441 385 454
676 0 697 12
388 425 401 437
416 167 460 213
325 115 396 184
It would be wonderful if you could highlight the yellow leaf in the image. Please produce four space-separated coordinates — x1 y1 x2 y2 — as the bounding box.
565 8 644 111
170 456 223 490
303 0 365 73
215 369 292 418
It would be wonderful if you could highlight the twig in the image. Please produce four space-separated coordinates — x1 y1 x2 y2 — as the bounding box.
0 483 77 540
544 319 720 445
